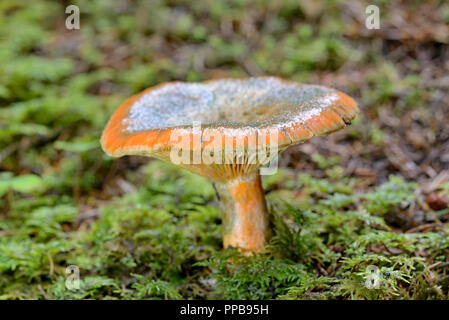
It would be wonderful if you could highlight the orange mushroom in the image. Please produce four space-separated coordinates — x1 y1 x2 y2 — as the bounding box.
101 77 359 254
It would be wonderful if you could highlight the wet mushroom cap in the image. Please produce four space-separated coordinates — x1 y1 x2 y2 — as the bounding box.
101 76 358 166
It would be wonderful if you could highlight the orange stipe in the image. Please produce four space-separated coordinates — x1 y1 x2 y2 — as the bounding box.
216 173 268 253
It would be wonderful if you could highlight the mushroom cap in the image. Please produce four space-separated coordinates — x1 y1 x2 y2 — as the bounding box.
101 77 358 164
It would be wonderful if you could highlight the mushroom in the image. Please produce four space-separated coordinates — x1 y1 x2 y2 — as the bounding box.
101 77 359 254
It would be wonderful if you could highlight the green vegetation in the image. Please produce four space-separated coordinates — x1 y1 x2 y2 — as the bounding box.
1 0 448 299
2 162 448 299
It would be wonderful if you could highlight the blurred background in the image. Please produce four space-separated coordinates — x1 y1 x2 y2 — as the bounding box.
0 0 448 300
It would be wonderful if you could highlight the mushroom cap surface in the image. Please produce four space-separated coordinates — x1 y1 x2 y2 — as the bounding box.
101 77 358 159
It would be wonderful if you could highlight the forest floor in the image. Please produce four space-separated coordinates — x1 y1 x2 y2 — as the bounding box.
0 0 448 299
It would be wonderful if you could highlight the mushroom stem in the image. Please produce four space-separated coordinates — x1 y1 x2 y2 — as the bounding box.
214 171 269 253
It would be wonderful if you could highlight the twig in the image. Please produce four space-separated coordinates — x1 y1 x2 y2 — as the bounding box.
417 198 448 234
47 252 54 278
0 143 19 164
405 223 442 234
37 285 51 300
428 261 443 270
